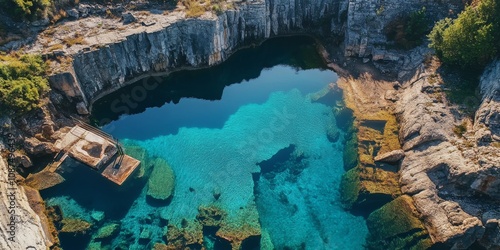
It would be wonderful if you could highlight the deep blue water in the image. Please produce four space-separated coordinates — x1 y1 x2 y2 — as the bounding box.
42 36 368 249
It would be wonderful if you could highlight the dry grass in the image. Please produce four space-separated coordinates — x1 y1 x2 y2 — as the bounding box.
183 0 207 17
62 33 87 47
180 0 233 17
50 9 68 24
453 121 468 138
48 44 64 51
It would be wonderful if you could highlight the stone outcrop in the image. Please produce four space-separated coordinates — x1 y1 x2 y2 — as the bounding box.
337 73 402 215
38 0 348 106
475 60 500 145
0 157 52 249
146 158 175 201
344 0 461 58
396 59 500 249
374 149 404 163
366 195 433 249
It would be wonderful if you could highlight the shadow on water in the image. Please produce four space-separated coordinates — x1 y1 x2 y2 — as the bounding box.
91 36 327 125
40 158 147 220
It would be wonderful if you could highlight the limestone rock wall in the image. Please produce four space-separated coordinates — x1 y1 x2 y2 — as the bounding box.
344 0 460 58
71 0 348 105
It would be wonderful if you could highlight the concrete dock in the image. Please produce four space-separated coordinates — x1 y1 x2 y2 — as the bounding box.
50 124 140 185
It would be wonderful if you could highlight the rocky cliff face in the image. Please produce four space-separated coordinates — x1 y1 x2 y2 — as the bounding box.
66 0 348 105
396 60 500 249
46 0 464 106
344 0 460 58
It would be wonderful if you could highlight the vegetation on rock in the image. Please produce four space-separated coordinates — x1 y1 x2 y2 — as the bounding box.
60 218 92 234
94 223 120 240
181 0 233 17
366 195 433 250
0 0 52 20
147 158 175 200
384 7 431 49
429 0 500 70
0 53 49 114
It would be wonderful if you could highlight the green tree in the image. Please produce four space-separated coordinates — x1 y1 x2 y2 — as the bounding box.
0 54 49 114
429 0 499 69
0 0 51 20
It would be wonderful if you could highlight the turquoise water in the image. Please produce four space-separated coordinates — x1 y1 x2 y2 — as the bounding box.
42 37 368 249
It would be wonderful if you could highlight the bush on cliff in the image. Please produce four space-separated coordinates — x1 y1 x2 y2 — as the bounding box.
0 54 49 114
0 0 52 20
428 0 500 70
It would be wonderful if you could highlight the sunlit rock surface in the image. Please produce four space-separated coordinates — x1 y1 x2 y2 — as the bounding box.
0 157 52 249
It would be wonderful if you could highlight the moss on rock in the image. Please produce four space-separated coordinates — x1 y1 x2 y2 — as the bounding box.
340 166 401 215
152 243 169 250
147 158 175 201
196 205 226 227
343 131 359 171
24 170 65 190
366 195 433 250
166 220 203 249
60 218 92 234
94 223 120 240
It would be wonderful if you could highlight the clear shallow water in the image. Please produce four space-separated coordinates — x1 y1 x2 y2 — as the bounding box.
42 37 368 249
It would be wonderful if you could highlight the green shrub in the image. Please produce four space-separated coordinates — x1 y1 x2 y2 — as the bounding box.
384 7 431 49
0 54 49 114
0 0 52 20
428 0 500 70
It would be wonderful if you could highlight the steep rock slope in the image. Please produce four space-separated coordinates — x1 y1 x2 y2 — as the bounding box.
396 60 500 249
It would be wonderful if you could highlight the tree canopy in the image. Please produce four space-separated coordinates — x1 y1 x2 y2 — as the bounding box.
428 0 500 70
0 54 49 114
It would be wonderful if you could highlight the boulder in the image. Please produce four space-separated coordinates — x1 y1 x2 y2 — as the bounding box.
24 137 57 157
340 167 400 215
122 13 136 25
366 195 433 249
60 218 92 234
42 122 55 138
66 8 79 19
14 152 33 168
94 223 120 240
76 102 89 115
374 149 405 163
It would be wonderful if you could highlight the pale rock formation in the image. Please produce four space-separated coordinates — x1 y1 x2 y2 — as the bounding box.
0 157 52 249
397 60 500 249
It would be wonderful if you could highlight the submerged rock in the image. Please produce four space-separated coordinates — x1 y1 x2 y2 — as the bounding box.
366 195 433 249
147 158 175 201
153 243 169 250
196 205 226 227
60 218 92 234
342 132 358 171
24 170 65 190
260 229 275 250
166 220 203 249
94 223 120 240
340 161 400 215
91 210 105 222
326 124 340 142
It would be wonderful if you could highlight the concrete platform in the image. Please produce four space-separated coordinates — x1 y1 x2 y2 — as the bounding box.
50 124 140 185
101 155 141 185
